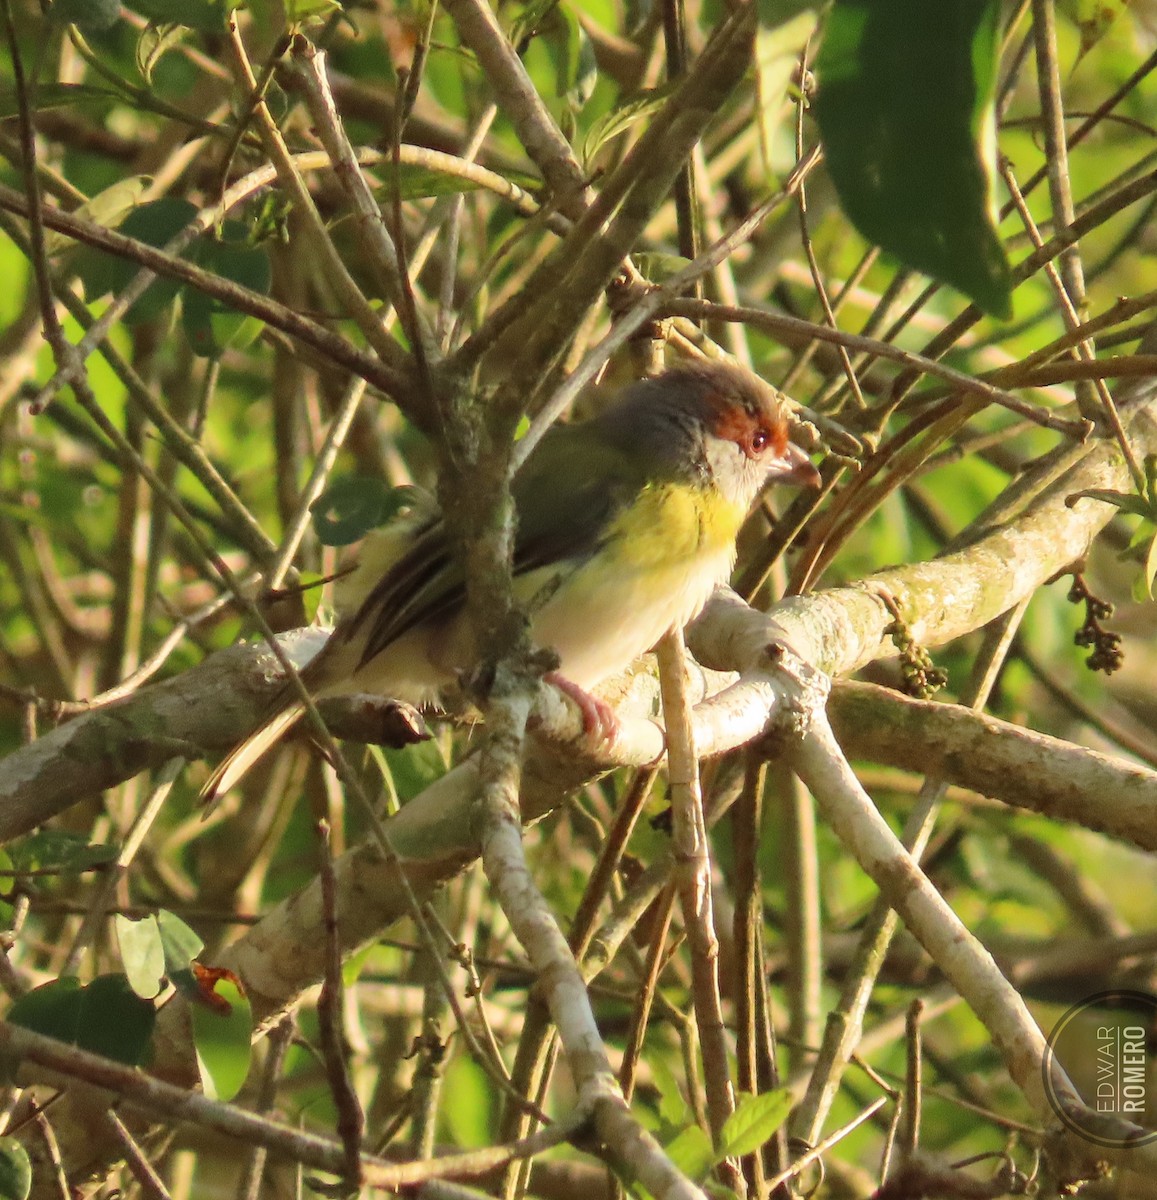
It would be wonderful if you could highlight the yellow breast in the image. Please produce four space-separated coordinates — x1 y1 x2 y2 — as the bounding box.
603 482 749 569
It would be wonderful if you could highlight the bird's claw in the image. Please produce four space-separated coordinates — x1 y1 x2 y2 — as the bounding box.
546 672 620 746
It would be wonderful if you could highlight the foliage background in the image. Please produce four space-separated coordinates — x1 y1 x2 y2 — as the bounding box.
0 0 1156 1195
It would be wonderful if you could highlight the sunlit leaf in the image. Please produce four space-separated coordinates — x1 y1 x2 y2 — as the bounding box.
632 252 692 283
442 1056 493 1148
718 1089 793 1158
45 176 150 260
284 0 342 21
157 909 205 974
190 972 251 1101
371 163 486 203
664 1124 714 1183
1132 529 1157 602
115 914 165 999
754 3 816 170
813 0 1012 318
1073 0 1133 66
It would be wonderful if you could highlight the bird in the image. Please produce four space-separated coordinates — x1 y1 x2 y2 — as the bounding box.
201 360 820 802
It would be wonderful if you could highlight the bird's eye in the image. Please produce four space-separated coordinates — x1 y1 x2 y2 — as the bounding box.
749 428 770 454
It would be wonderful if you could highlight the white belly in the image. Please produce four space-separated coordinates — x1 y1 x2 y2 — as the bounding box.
525 545 735 688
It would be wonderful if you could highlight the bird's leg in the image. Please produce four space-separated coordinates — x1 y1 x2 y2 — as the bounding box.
545 672 620 744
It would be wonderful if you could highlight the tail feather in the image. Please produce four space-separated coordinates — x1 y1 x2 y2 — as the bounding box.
200 702 306 807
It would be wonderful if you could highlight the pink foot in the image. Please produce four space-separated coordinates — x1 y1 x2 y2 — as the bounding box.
546 672 620 745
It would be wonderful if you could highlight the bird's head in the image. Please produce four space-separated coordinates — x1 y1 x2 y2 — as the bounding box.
664 361 821 509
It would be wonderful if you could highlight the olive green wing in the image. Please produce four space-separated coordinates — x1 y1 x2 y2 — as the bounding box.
338 423 645 668
509 421 645 575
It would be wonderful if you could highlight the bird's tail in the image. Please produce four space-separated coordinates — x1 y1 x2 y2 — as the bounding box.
200 701 306 807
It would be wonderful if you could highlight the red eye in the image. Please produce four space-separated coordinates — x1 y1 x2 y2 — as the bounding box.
749 428 770 454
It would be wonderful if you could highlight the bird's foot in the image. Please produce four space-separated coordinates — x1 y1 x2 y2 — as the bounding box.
546 672 620 745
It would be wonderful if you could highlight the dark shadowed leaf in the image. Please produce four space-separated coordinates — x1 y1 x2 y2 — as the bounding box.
8 831 116 875
0 1138 30 1200
7 975 154 1068
182 227 271 358
75 975 156 1065
49 0 121 33
76 197 198 323
311 477 415 546
814 0 1012 318
0 83 119 120
123 0 239 31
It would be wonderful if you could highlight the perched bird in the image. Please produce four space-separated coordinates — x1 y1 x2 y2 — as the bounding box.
202 360 819 801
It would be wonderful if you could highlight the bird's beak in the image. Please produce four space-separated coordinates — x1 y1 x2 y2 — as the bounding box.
767 441 822 489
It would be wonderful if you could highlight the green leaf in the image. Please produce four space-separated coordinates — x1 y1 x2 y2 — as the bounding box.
311 477 416 547
76 197 198 324
664 1124 714 1183
182 227 272 357
507 0 562 48
550 4 597 112
114 914 165 999
49 0 121 33
284 0 343 22
0 83 119 120
754 4 816 169
632 252 692 284
373 163 487 202
6 977 83 1048
0 1138 31 1200
581 87 671 166
813 0 1013 318
1074 0 1133 66
123 0 240 32
45 176 150 260
718 1089 793 1159
8 831 116 875
0 850 14 929
136 23 189 85
190 975 252 1101
1140 529 1157 602
648 1051 690 1130
441 1056 494 1148
7 975 154 1068
75 975 156 1065
157 909 204 974
1066 486 1156 518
